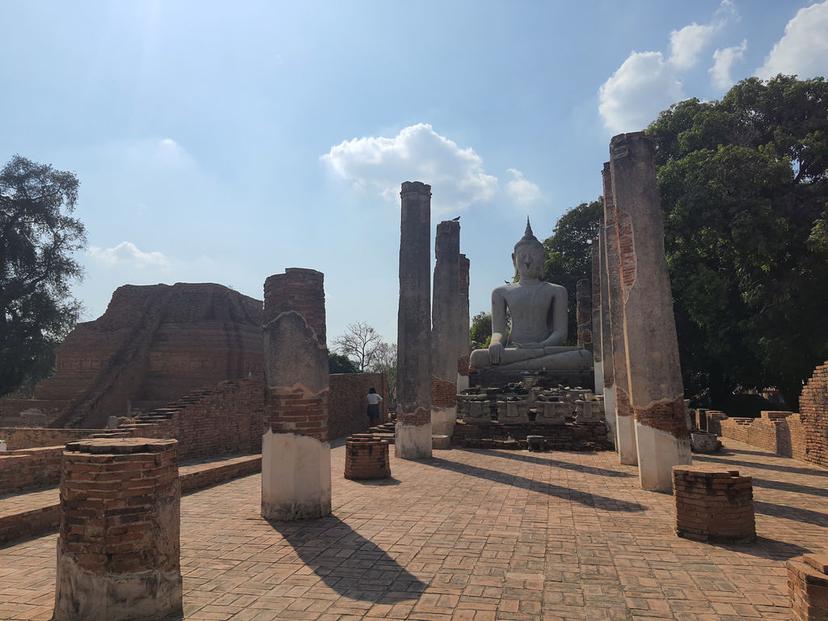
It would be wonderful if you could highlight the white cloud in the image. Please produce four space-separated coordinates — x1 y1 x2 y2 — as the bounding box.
87 242 170 268
757 1 828 79
710 40 748 90
598 0 739 132
669 22 719 70
321 123 498 212
598 51 685 133
505 169 541 205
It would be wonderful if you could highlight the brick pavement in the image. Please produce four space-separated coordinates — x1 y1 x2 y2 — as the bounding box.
0 438 825 620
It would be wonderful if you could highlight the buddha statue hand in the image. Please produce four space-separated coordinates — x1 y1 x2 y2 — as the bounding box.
488 341 504 364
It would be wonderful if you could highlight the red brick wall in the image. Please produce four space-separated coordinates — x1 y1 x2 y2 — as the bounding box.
0 446 64 494
0 427 107 451
720 411 812 462
801 361 828 469
329 373 387 440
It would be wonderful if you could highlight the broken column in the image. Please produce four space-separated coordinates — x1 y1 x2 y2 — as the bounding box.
396 182 432 459
591 240 603 396
431 219 461 439
602 163 635 464
261 268 331 519
788 554 828 621
457 254 471 391
53 438 182 621
576 279 592 349
610 132 691 491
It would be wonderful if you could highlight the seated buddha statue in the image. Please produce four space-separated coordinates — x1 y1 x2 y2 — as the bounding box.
469 219 592 371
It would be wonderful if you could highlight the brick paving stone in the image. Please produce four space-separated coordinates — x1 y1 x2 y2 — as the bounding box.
0 438 826 619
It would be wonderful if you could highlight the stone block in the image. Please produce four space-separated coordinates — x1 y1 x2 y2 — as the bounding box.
432 434 451 450
501 401 529 424
536 401 570 425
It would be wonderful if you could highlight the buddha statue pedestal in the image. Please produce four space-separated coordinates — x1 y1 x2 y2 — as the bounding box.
469 219 594 389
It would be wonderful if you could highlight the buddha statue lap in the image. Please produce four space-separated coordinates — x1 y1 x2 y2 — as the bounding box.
469 219 592 373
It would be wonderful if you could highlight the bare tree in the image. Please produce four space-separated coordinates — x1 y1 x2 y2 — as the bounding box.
333 322 383 372
368 341 397 408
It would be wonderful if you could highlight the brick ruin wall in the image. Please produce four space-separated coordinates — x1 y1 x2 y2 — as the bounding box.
328 373 388 440
800 361 828 468
0 372 380 495
719 362 827 467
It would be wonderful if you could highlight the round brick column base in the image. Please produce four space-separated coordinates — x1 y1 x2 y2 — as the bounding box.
345 435 391 480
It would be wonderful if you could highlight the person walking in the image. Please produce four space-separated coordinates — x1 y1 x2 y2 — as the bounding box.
366 387 383 427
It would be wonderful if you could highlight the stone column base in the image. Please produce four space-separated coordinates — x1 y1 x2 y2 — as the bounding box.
593 363 604 396
636 416 692 491
395 420 432 459
788 554 828 621
431 406 457 437
673 467 755 542
262 432 331 520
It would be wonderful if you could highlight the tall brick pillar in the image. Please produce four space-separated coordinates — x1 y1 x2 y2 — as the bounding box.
261 268 331 519
53 438 182 621
396 181 432 459
457 254 471 391
610 132 691 491
591 239 604 396
603 163 636 464
431 219 461 438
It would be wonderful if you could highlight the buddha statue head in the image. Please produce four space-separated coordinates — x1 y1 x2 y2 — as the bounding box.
512 218 545 281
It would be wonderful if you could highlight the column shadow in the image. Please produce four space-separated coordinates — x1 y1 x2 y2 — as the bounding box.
458 448 635 478
266 515 426 603
420 456 646 512
754 500 828 527
694 454 828 478
709 535 811 561
751 477 828 499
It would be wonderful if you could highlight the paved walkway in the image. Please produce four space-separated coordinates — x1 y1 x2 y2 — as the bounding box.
1 438 825 620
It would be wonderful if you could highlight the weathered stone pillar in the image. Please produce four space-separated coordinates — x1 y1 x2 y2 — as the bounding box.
602 163 636 464
576 279 592 349
457 254 471 391
591 240 604 396
396 182 432 459
431 220 461 439
610 132 691 491
262 268 331 519
53 438 181 621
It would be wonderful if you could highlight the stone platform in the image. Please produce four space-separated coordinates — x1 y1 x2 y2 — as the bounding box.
469 367 594 390
0 438 824 620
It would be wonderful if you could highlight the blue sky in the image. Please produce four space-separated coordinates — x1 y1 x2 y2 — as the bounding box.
2 1 826 345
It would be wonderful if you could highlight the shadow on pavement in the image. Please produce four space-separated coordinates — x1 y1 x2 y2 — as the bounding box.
460 448 635 478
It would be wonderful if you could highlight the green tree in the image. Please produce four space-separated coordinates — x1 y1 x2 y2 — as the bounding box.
542 199 602 344
469 311 492 350
329 352 360 374
1 156 85 397
649 75 828 407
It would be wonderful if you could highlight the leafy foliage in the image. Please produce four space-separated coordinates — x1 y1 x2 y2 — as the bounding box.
328 352 360 374
469 311 492 351
648 75 828 407
1 156 85 396
542 200 602 344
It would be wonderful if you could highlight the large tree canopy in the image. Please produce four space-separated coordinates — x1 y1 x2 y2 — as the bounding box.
0 155 85 396
542 75 828 409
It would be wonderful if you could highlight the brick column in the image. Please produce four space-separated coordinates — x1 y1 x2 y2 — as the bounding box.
788 554 828 621
602 163 636 464
590 239 604 396
53 438 181 621
673 466 755 542
396 182 432 459
576 278 592 350
431 220 461 439
610 132 691 491
457 254 471 391
262 268 331 520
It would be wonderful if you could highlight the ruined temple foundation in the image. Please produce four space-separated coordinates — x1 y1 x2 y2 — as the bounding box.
344 434 391 480
261 268 331 520
395 182 433 459
788 554 828 621
610 132 691 490
673 466 755 543
53 438 182 621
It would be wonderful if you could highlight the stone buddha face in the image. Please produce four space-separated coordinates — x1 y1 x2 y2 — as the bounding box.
512 238 545 281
